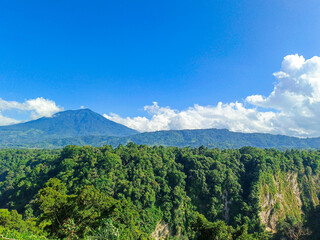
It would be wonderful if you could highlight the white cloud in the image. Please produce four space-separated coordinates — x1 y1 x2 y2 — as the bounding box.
104 102 278 134
24 98 63 119
0 97 63 125
104 54 320 137
0 113 20 126
246 54 320 136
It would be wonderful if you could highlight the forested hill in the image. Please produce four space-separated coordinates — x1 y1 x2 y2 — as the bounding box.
0 144 320 239
23 128 320 149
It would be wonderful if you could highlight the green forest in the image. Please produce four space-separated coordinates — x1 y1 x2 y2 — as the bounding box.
0 144 320 239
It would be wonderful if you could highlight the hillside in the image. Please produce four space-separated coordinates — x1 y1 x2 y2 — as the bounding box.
0 145 319 239
22 128 320 149
0 109 138 146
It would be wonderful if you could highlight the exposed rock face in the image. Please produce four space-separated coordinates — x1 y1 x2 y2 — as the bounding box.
259 173 307 232
222 190 232 223
309 175 320 206
151 221 170 240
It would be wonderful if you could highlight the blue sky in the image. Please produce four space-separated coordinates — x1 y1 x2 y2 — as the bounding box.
1 1 320 136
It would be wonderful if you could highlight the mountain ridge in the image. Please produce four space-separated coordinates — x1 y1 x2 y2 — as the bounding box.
1 109 320 149
12 127 320 149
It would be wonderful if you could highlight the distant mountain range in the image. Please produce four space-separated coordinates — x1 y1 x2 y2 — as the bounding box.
1 109 320 149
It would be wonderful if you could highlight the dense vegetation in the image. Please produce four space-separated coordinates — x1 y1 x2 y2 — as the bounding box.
4 128 320 149
33 128 320 149
0 144 320 239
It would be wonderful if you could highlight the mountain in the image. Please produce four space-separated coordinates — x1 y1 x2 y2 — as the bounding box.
18 128 320 149
2 109 320 149
0 109 138 146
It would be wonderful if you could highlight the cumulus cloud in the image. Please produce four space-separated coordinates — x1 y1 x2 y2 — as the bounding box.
0 97 63 125
0 113 20 126
104 102 277 133
104 54 320 137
